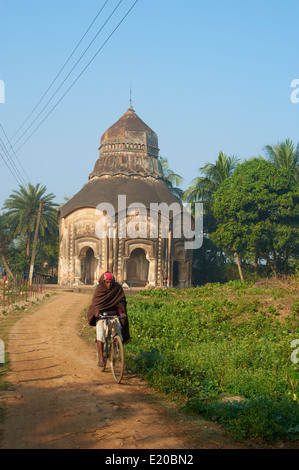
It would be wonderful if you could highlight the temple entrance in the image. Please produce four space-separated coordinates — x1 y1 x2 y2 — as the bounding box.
173 261 179 286
126 248 149 287
173 250 187 287
80 247 97 285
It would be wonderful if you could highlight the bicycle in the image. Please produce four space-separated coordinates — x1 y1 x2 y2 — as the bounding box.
96 313 125 383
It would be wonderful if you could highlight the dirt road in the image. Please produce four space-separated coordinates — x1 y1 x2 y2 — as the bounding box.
0 291 248 449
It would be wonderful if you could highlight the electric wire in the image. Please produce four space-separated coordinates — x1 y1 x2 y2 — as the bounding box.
11 0 140 154
11 0 125 150
0 141 25 186
0 0 112 174
0 0 139 184
10 0 111 143
0 132 25 184
0 123 31 184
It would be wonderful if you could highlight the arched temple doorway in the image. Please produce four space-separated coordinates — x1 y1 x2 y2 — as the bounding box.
80 247 97 285
126 248 149 287
173 249 187 287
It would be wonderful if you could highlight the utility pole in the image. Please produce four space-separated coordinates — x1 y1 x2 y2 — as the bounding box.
29 201 44 286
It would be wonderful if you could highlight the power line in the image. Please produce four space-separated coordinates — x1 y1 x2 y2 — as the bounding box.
10 0 140 154
0 129 27 186
1 0 138 177
0 1 113 179
0 123 31 184
0 141 25 186
10 0 111 143
11 0 125 150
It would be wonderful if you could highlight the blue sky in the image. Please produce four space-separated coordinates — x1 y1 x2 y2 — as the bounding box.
0 0 299 208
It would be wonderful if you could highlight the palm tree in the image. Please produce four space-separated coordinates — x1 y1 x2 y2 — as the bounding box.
263 139 299 183
183 151 240 256
160 157 184 200
183 151 240 205
183 152 241 280
2 183 59 262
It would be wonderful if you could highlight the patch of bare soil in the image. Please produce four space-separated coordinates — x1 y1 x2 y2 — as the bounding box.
0 291 274 449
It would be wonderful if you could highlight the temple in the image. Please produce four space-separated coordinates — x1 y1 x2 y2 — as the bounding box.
58 107 192 287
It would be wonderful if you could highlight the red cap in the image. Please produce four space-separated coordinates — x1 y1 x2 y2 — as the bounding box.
103 272 113 281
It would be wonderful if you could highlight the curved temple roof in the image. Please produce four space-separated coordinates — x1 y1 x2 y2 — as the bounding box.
59 176 181 218
89 107 164 180
100 106 158 147
59 107 180 219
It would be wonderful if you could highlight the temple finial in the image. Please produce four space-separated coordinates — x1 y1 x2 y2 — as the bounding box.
129 84 133 109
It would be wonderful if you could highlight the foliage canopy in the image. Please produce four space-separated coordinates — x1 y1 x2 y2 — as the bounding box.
211 158 299 274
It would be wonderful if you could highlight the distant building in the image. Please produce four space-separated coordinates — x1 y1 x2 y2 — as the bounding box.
58 107 192 287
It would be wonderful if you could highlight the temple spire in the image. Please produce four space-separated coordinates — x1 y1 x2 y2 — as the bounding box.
129 84 134 110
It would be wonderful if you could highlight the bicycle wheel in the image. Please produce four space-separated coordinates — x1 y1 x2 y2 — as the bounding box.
111 335 124 383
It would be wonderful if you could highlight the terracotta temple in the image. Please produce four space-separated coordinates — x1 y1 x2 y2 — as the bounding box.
58 107 192 288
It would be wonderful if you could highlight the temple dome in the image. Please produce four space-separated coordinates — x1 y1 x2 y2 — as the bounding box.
58 106 192 289
89 107 164 180
100 106 159 157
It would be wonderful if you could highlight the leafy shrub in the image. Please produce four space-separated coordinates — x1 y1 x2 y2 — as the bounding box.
126 281 299 441
184 397 299 441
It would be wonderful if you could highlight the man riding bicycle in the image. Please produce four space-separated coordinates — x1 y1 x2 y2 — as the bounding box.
87 272 130 370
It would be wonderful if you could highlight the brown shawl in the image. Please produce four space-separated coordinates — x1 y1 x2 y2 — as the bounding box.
87 273 130 343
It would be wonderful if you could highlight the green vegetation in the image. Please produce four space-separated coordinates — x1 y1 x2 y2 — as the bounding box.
212 158 298 278
125 278 299 442
0 183 59 282
182 140 299 285
2 183 58 261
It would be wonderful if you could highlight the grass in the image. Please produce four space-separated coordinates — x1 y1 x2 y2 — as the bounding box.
122 276 299 442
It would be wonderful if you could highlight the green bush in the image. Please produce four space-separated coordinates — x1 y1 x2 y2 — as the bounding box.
184 397 299 441
126 282 299 441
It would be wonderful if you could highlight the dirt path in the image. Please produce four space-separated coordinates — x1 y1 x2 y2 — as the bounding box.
0 291 249 449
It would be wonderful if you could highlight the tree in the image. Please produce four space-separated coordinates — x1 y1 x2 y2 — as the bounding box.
211 158 299 279
0 214 14 278
263 139 299 183
160 157 184 200
34 231 59 280
2 183 59 262
183 151 240 232
182 152 240 283
183 151 240 205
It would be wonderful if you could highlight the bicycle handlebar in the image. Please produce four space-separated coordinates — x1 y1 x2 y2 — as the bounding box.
97 313 126 319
